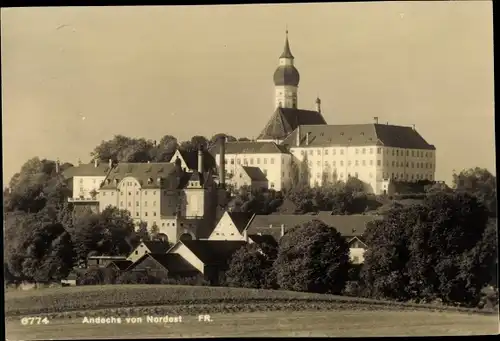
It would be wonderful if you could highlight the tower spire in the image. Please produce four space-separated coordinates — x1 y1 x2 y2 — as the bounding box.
280 27 294 59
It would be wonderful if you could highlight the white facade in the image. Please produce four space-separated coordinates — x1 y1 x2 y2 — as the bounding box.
72 175 106 199
288 145 436 194
214 152 292 191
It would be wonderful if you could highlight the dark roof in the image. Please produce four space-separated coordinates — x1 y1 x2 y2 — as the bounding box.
248 214 382 239
273 65 300 86
180 240 247 265
149 253 199 273
100 162 177 190
226 212 255 233
241 166 268 182
62 163 111 179
175 149 216 172
142 241 171 254
258 108 327 140
107 260 133 271
280 33 294 59
282 124 436 150
210 141 289 155
275 198 299 214
248 234 278 247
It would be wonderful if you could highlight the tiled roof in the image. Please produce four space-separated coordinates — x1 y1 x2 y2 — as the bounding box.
175 149 217 172
107 260 133 271
258 108 327 140
248 214 382 239
210 141 289 155
180 240 247 265
148 253 199 273
100 162 177 190
226 212 255 233
143 241 171 254
241 166 268 182
62 163 112 179
282 124 436 150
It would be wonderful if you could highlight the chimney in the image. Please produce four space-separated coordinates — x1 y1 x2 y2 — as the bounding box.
198 147 203 173
412 124 416 130
306 132 310 146
281 224 285 237
296 125 301 147
315 97 321 113
219 136 226 186
55 159 60 174
94 159 99 168
78 158 82 166
374 116 379 124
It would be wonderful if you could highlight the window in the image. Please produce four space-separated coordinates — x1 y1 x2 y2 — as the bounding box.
370 148 373 154
362 160 366 166
136 212 139 217
250 158 254 165
317 149 321 155
300 150 305 156
406 162 409 167
153 201 156 206
340 161 344 166
145 191 148 195
79 178 83 183
396 150 399 156
145 212 148 217
263 158 267 164
333 149 336 155
324 149 329 155
153 212 157 216
270 182 275 188
162 223 165 227
263 169 267 175
128 202 131 207
355 148 359 154
333 161 336 166
377 148 381 154
317 161 321 166
270 158 274 164
355 160 359 166
243 159 247 165
340 149 344 155
355 172 359 178
111 192 114 196
401 173 403 179
145 201 148 206
406 150 409 156
348 161 352 166
120 201 123 206
392 161 395 167
308 150 313 155
377 160 381 166
135 251 138 255
362 148 366 154
324 161 329 166
369 160 373 166
153 191 156 195
102 192 106 196
121 191 124 196
392 150 395 156
237 159 241 165
417 163 419 168
256 158 260 164
317 172 321 178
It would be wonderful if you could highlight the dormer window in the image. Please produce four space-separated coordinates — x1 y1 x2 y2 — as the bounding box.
147 178 153 184
157 177 162 184
106 179 111 184
114 179 119 185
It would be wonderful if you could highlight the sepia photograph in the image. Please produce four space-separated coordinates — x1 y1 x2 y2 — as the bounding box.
2 1 498 339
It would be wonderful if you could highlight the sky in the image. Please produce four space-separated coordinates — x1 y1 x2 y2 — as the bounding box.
1 2 495 186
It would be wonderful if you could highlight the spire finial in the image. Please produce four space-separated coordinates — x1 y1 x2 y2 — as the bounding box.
280 27 294 59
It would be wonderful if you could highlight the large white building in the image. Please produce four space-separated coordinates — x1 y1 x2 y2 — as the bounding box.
211 31 436 194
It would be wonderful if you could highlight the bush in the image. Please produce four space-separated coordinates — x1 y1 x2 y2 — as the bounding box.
343 281 362 297
360 192 496 307
160 275 210 286
273 219 350 294
78 268 119 286
225 243 275 289
115 271 161 284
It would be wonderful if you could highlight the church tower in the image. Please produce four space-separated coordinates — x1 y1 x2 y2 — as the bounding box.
273 30 300 109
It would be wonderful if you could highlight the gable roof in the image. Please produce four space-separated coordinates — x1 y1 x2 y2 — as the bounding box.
171 149 217 172
142 241 171 254
100 162 177 189
241 166 268 182
62 163 112 179
107 260 133 271
126 253 199 273
210 141 289 155
179 240 247 265
282 124 435 150
225 211 255 233
258 107 327 140
247 214 382 239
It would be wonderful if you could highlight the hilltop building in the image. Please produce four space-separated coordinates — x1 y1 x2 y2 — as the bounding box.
210 31 436 194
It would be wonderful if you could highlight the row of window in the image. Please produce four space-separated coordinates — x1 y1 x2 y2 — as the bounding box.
102 190 167 197
297 147 433 158
306 160 434 169
312 171 433 181
224 157 279 166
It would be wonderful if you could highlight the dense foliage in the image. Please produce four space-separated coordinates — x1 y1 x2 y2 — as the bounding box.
273 219 350 294
360 191 497 307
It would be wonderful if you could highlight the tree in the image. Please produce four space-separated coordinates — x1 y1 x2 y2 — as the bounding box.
273 219 350 294
209 133 236 147
150 135 178 162
150 223 160 240
360 191 496 307
225 243 273 289
237 137 251 141
136 221 150 242
453 167 497 217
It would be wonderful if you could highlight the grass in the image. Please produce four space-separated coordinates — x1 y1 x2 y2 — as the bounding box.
6 310 499 339
5 284 497 319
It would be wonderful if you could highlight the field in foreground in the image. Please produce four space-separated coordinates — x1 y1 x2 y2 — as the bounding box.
6 310 499 339
5 284 497 318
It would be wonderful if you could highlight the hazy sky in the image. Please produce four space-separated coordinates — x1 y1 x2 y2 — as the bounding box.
1 2 495 186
